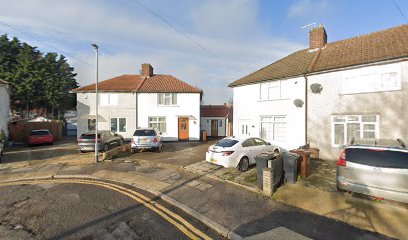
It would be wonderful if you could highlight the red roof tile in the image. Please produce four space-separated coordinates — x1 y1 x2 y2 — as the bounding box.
201 105 232 118
229 24 408 87
74 74 201 93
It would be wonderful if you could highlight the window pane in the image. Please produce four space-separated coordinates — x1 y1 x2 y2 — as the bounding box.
347 123 360 140
160 122 166 133
347 116 359 121
88 119 96 131
158 94 163 105
164 97 170 105
119 118 126 132
274 122 286 141
111 118 118 132
362 115 376 122
334 124 344 145
172 94 177 105
333 116 346 122
219 121 222 127
363 124 375 139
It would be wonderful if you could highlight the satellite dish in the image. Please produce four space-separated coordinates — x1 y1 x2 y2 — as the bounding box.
310 83 323 94
293 99 304 108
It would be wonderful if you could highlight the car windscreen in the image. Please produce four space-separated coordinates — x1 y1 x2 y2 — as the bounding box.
31 131 50 136
215 139 239 148
134 130 156 136
81 133 101 139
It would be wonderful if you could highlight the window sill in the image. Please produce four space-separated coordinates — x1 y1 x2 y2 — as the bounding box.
257 98 290 102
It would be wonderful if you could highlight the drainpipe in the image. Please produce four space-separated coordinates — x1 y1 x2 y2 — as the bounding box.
135 92 138 129
303 74 308 147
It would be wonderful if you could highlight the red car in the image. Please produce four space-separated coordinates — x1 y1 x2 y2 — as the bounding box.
28 129 54 146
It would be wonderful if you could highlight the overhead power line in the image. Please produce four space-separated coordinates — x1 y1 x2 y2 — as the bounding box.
391 0 408 23
132 0 242 72
0 20 117 78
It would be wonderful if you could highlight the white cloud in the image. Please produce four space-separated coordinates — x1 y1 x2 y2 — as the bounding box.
0 0 305 104
287 0 328 19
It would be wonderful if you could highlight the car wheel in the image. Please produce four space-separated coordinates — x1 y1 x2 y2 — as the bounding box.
155 145 161 153
131 148 137 154
104 144 110 152
274 148 279 153
238 157 250 172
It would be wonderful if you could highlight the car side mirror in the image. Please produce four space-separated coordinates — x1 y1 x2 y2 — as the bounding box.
267 142 271 145
114 133 118 136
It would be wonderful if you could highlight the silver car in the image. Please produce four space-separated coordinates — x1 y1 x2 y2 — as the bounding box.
131 128 163 153
337 138 408 203
77 130 124 153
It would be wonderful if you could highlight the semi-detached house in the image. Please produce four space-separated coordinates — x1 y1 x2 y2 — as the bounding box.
229 24 408 160
74 64 202 141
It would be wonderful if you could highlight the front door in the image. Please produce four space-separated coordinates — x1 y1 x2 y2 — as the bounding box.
211 120 218 137
239 119 250 136
178 117 189 140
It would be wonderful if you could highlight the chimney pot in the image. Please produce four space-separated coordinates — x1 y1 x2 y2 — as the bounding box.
310 25 327 49
141 63 154 77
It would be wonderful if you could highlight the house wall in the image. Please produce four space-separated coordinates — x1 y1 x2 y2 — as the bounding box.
232 77 306 150
307 60 408 160
76 92 137 139
137 93 201 141
200 117 226 137
0 85 10 137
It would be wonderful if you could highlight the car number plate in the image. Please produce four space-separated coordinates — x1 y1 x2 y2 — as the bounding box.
210 158 217 163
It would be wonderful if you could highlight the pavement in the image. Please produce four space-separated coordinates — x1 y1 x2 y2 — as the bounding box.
0 140 406 239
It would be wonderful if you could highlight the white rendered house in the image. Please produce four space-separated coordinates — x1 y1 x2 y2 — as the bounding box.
0 79 10 137
230 24 408 159
74 64 202 141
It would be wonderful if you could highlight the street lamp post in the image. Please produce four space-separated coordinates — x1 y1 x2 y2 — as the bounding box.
91 43 99 163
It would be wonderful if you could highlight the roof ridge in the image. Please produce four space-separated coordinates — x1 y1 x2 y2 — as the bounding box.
136 76 148 90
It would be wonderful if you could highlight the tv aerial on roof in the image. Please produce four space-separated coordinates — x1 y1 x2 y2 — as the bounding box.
301 22 318 30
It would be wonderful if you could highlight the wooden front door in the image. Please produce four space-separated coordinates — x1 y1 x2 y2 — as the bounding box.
178 117 189 140
211 120 218 137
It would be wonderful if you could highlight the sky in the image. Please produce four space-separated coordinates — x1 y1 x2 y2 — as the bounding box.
0 0 407 104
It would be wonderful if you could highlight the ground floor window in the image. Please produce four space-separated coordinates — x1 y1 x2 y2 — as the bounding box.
88 119 96 131
149 116 166 133
331 114 379 146
110 117 126 133
260 116 286 141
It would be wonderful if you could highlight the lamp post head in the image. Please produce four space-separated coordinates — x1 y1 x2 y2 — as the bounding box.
91 43 99 50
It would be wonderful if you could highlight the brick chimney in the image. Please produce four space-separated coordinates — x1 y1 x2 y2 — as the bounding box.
310 25 327 49
141 63 153 78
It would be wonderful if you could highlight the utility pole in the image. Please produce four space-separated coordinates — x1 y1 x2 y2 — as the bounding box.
91 43 99 163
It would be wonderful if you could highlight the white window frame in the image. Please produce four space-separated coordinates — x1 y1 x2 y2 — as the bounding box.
148 116 167 133
331 115 379 147
259 80 290 101
260 116 287 141
100 93 118 106
158 93 177 106
110 117 127 133
341 64 401 95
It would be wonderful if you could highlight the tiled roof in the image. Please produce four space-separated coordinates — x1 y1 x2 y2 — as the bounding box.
201 105 232 118
74 74 201 93
229 24 408 87
139 75 201 93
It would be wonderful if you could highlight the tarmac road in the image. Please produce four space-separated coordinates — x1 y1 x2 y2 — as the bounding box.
0 179 223 240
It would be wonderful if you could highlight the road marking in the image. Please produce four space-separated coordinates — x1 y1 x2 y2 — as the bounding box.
0 178 212 240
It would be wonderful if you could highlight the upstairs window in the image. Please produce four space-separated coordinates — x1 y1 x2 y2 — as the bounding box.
341 65 401 94
260 80 289 100
158 93 177 106
100 93 118 106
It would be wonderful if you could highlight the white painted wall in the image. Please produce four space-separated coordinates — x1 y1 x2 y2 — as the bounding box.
137 93 201 141
200 117 226 137
77 92 137 139
0 85 10 137
232 77 306 150
308 60 408 160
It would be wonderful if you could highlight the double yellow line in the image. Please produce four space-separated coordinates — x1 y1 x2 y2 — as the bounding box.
0 178 212 240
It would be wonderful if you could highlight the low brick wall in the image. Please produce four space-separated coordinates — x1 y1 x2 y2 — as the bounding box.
102 144 131 160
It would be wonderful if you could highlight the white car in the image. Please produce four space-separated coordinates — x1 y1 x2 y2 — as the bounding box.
206 136 280 172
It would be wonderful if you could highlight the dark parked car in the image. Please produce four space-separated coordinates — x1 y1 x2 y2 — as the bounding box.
0 139 4 162
77 130 124 153
337 138 408 203
131 128 163 153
